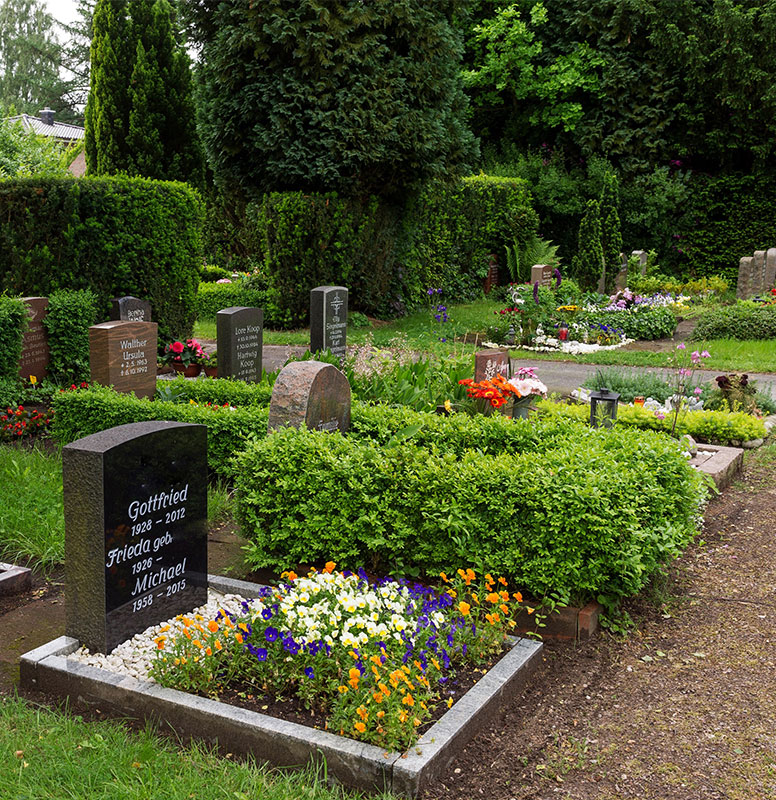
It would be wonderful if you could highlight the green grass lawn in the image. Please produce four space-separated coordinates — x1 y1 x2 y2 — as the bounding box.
196 298 776 373
0 445 64 569
0 696 381 800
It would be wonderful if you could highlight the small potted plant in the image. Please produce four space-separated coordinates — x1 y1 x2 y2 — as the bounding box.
203 351 218 378
163 339 206 377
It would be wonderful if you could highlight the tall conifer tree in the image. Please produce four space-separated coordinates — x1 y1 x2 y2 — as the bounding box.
599 172 622 292
85 0 202 184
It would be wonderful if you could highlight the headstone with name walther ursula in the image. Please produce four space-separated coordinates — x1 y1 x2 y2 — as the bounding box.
310 286 348 360
474 349 510 382
90 320 157 400
268 360 351 433
216 306 263 382
530 264 553 287
63 421 208 653
110 296 152 323
18 297 50 381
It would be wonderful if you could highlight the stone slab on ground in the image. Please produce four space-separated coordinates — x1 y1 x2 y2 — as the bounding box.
690 443 743 489
0 563 32 596
21 573 542 797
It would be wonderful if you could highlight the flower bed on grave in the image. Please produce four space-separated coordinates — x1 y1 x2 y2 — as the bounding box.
72 565 528 753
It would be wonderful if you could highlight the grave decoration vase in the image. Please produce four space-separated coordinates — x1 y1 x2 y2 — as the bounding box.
173 363 201 377
204 366 218 378
511 396 534 419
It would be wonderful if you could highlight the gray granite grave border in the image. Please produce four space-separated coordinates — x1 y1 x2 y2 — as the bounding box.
0 561 32 595
21 573 543 797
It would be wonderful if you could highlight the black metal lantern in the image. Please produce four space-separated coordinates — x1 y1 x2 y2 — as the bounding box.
590 388 621 428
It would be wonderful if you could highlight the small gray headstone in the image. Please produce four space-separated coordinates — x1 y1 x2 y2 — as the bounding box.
615 265 628 291
310 286 348 359
474 350 510 382
631 250 648 275
737 256 755 299
63 421 208 653
18 297 50 381
765 248 776 290
110 296 152 323
268 361 351 433
530 264 553 287
216 306 263 382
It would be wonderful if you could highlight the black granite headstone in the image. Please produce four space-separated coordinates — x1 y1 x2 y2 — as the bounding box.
110 296 152 323
310 286 348 360
63 421 208 653
216 306 263 382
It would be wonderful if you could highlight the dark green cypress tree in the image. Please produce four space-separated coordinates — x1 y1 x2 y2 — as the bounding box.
128 0 203 185
572 199 605 291
84 0 130 174
185 0 477 200
86 0 203 184
599 172 623 292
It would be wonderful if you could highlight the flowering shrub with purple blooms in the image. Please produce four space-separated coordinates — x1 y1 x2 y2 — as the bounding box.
149 565 525 750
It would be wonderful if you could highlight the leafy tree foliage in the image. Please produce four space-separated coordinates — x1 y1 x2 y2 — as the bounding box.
85 0 203 184
185 0 478 200
0 117 74 177
0 0 76 118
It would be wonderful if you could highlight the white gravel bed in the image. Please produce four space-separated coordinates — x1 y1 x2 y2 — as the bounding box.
69 590 251 681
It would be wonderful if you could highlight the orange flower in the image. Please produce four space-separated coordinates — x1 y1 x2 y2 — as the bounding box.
486 592 500 604
499 603 509 615
378 683 391 696
234 632 243 644
377 710 385 719
458 601 471 616
354 721 366 733
465 568 476 582
192 639 202 649
356 706 369 721
348 667 361 688
402 694 415 707
205 646 212 656
207 620 219 633
338 685 349 694
154 636 165 650
373 692 384 704
439 572 449 583
499 590 510 601
498 576 508 586
323 561 336 574
513 591 523 602
214 640 222 651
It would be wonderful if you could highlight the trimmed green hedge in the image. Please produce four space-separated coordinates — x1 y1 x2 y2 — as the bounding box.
234 422 706 605
43 289 98 383
402 175 539 307
537 400 766 445
195 282 269 321
0 176 203 342
692 303 776 341
51 384 268 478
0 295 26 378
156 377 274 407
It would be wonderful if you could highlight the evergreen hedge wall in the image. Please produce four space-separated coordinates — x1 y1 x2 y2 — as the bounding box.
0 176 203 342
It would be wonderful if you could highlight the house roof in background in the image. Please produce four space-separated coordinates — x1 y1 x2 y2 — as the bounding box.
5 113 85 142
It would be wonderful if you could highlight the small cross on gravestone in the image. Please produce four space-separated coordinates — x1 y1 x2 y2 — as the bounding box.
63 421 208 653
110 296 152 323
216 306 263 382
18 297 50 381
310 286 348 360
89 320 158 399
267 360 351 433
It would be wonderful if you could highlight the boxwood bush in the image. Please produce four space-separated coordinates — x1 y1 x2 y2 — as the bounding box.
692 302 776 341
195 282 269 321
234 422 707 607
43 289 98 383
0 294 26 378
51 384 268 478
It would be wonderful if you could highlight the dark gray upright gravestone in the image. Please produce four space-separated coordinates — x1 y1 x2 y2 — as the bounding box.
110 296 152 323
268 361 351 433
216 306 263 382
63 421 208 653
310 286 348 360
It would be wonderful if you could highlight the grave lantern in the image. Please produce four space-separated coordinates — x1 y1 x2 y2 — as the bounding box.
589 388 620 428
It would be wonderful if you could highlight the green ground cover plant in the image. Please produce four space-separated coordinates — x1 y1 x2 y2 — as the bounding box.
0 696 369 800
692 302 776 341
537 401 766 445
